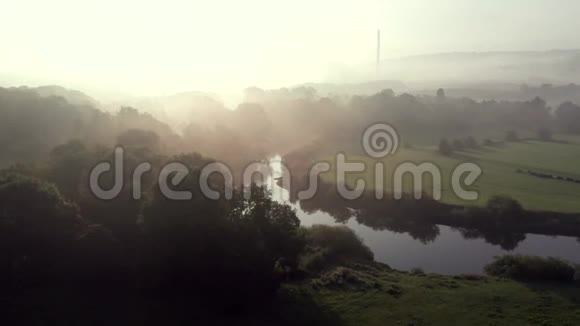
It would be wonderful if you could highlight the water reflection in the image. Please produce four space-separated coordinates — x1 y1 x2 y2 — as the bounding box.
268 156 580 274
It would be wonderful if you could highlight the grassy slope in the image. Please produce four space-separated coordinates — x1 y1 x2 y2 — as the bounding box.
318 136 580 213
285 263 580 326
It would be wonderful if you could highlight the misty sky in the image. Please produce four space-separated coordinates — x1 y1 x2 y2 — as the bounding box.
1 0 579 95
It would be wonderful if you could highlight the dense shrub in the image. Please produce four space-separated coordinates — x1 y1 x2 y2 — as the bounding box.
301 225 373 272
311 267 367 289
485 255 575 282
410 267 425 275
459 274 486 281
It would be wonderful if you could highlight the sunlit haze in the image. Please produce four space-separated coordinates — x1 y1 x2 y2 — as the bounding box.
1 0 580 95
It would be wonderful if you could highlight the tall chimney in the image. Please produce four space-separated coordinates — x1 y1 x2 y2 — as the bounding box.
376 29 381 76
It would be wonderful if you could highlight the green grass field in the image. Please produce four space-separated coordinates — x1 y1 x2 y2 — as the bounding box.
285 263 580 326
318 136 580 213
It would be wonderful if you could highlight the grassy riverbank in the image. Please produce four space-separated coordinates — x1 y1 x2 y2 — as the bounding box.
308 137 580 213
283 262 580 325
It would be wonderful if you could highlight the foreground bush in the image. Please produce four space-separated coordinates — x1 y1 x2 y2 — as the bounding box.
485 255 576 283
301 225 373 272
0 168 305 308
141 181 304 305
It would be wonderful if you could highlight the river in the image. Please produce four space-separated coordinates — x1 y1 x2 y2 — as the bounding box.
266 156 580 275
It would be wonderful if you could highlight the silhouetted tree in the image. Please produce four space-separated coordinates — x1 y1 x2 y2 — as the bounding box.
116 129 161 149
537 128 553 141
505 130 519 142
46 140 91 201
436 88 446 100
141 162 304 305
438 139 453 156
465 136 479 149
486 195 524 220
556 101 580 133
453 139 465 151
0 173 82 287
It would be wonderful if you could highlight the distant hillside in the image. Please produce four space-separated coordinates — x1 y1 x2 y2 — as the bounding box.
99 91 229 131
299 80 408 96
32 85 100 108
383 49 580 85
